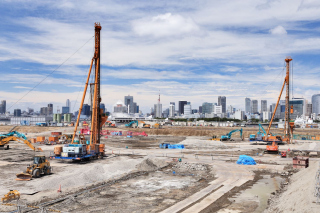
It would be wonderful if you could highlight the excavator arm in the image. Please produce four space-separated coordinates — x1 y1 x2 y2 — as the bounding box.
228 128 242 139
0 136 42 151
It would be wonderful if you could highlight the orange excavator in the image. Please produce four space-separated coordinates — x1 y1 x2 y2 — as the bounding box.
264 57 295 153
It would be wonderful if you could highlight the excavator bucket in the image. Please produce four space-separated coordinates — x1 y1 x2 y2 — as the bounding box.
16 173 32 181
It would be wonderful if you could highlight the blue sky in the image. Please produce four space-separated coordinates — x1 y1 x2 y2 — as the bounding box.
1 0 320 114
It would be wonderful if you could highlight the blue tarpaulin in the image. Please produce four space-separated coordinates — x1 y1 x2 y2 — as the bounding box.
236 155 256 165
168 144 185 149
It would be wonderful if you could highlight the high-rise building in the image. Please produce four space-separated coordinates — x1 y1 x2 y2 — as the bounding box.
218 96 226 113
27 107 34 114
0 100 6 114
100 103 106 113
66 99 70 108
227 105 233 113
133 102 137 114
261 100 267 113
14 109 21 117
124 95 135 114
170 102 175 110
290 98 307 118
245 98 251 113
47 103 53 115
192 109 198 114
312 94 320 115
40 107 48 115
202 102 213 114
178 101 187 115
163 108 169 118
136 105 139 113
113 101 127 113
154 103 162 118
270 103 281 119
184 103 192 117
169 104 175 117
235 110 244 120
214 105 222 114
307 103 312 117
199 106 202 113
81 104 91 116
62 107 70 114
251 100 258 114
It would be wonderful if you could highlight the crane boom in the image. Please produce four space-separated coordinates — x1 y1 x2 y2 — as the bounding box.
71 58 94 144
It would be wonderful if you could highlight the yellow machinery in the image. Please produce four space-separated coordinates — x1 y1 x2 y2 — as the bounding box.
16 156 51 181
1 190 20 202
210 135 220 141
143 124 151 128
0 136 42 151
153 123 161 129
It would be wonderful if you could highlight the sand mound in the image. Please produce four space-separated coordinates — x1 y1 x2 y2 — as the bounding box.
296 142 320 151
136 158 168 171
179 137 226 148
265 162 319 213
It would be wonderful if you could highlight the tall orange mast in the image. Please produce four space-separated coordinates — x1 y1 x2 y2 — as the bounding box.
265 57 292 144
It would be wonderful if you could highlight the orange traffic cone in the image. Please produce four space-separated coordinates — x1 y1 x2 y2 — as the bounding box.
57 185 61 193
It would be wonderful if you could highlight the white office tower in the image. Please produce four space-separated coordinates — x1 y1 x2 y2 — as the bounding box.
184 103 192 118
169 104 175 117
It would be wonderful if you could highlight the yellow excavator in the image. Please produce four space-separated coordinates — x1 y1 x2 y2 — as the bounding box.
16 155 51 181
0 131 42 151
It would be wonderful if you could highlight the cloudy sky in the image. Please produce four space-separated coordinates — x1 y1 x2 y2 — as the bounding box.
1 0 320 114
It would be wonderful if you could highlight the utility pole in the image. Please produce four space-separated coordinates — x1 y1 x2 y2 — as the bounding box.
284 57 292 143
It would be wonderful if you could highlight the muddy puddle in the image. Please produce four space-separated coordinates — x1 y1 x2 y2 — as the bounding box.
218 175 283 213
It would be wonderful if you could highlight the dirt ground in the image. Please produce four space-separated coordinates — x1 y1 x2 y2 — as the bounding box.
0 125 319 213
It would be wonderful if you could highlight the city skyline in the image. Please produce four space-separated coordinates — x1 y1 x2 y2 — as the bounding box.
0 1 319 114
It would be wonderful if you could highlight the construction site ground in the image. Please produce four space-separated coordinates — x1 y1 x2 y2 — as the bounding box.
0 126 319 212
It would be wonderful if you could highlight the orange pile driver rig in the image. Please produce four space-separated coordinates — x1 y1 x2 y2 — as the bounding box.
264 57 295 153
51 23 107 161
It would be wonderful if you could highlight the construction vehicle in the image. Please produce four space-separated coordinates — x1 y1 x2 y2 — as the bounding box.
210 135 220 141
1 190 20 202
125 121 139 128
36 122 47 127
249 134 256 141
106 121 116 127
250 124 268 141
264 57 294 144
143 124 151 128
153 123 161 129
0 131 42 151
16 156 51 180
265 141 279 153
281 151 287 158
52 23 105 161
220 129 243 141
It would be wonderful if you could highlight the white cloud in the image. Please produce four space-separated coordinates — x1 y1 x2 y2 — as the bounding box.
132 13 199 38
270 25 287 35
